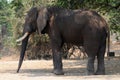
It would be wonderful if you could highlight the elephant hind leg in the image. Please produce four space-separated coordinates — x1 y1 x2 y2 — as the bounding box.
87 56 96 75
84 42 99 75
95 39 106 75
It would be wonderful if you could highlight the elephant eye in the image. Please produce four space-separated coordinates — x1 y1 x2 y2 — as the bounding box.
24 16 31 24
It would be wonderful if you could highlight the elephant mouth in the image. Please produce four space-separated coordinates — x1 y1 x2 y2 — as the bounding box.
16 32 29 42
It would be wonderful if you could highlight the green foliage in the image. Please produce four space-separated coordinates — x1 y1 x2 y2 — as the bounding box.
0 0 12 24
0 0 15 47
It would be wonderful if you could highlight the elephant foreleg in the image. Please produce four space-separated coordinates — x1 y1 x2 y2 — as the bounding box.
52 50 64 75
51 37 64 75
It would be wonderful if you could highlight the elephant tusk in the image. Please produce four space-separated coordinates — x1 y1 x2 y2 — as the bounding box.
16 32 29 42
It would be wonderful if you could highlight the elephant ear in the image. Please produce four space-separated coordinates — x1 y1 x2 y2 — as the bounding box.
37 8 48 34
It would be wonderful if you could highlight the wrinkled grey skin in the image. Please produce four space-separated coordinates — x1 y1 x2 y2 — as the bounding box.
17 6 109 75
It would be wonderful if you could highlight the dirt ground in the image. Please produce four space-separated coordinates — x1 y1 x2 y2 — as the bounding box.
0 41 120 80
0 57 120 80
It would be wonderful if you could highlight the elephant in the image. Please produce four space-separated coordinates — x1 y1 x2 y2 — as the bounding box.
16 6 110 75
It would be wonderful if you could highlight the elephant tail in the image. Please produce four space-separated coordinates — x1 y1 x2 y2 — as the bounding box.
107 26 110 57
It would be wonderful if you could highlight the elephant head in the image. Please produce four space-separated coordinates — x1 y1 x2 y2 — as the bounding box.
16 7 49 73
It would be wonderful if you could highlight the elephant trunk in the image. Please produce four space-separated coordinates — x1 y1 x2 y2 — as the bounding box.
17 33 30 73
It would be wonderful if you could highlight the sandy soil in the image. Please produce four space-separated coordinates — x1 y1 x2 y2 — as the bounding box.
0 57 120 80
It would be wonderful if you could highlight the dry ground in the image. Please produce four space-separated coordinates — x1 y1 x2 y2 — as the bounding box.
0 57 120 80
0 42 120 80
